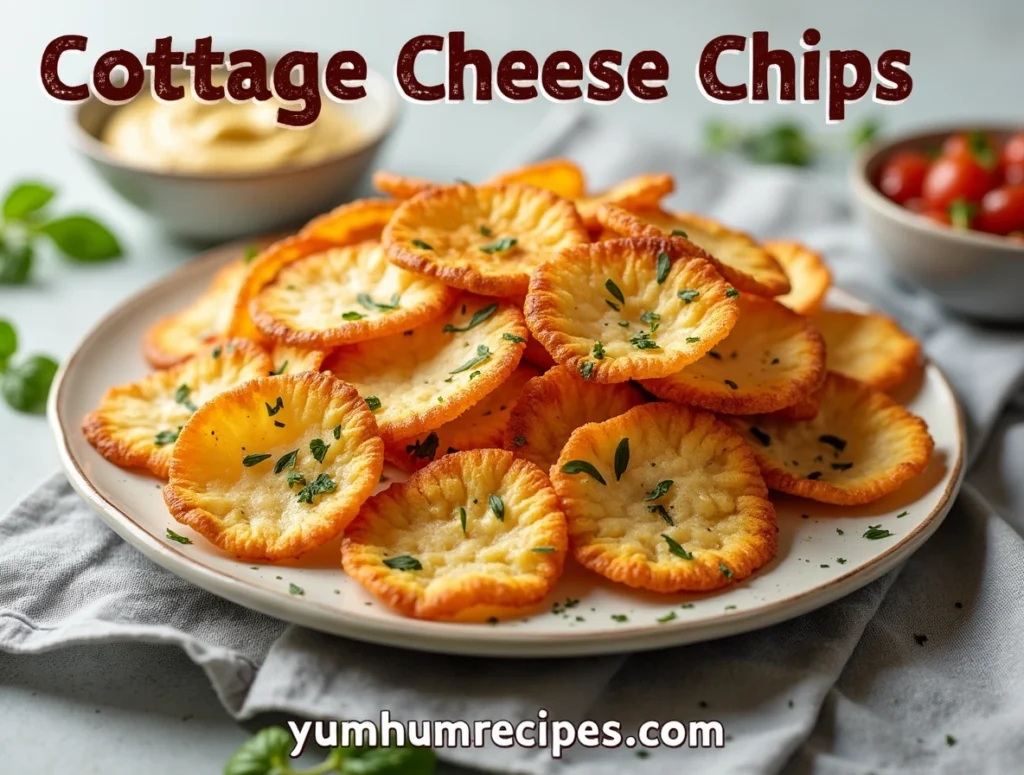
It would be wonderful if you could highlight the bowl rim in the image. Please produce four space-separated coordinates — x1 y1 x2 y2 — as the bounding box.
69 66 399 182
849 124 1024 255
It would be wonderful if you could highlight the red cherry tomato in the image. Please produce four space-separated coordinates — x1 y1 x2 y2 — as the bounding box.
943 131 1000 163
1002 132 1024 185
878 152 931 205
974 185 1024 235
922 155 995 210
920 207 952 227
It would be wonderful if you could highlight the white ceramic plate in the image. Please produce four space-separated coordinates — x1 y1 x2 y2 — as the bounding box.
49 241 965 658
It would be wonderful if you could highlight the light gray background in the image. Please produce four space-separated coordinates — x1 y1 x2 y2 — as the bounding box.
1 1 1020 771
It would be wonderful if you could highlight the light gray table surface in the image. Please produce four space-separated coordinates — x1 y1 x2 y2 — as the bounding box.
1 1 1021 771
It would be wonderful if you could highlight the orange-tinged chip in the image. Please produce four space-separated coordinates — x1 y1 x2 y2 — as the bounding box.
143 260 247 369
229 199 397 343
551 403 777 593
504 364 647 473
323 295 526 442
371 170 438 200
813 310 922 392
268 342 330 376
769 384 822 421
726 372 934 505
766 240 832 315
574 174 675 230
250 240 457 348
641 295 826 414
342 449 568 620
525 237 739 383
164 372 383 560
597 206 790 297
82 339 273 479
384 184 589 297
487 158 587 200
386 363 542 471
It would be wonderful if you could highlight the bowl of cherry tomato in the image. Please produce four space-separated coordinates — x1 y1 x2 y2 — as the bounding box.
851 126 1024 322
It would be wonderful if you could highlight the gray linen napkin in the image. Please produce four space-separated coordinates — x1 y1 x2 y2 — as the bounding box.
3 113 1024 774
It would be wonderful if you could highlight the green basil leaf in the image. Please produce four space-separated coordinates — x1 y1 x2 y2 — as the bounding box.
0 243 34 285
656 252 671 284
39 215 122 262
224 726 293 775
383 555 422 571
613 437 629 481
3 181 56 220
1 354 58 413
489 493 505 522
337 740 437 774
560 459 607 485
0 319 17 365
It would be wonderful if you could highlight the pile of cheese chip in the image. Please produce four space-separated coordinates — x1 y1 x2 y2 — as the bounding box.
83 159 934 621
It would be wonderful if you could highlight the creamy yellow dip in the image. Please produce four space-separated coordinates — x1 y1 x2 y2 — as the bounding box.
103 88 365 174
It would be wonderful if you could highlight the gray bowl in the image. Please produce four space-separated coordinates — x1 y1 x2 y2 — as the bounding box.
71 68 399 241
850 126 1024 323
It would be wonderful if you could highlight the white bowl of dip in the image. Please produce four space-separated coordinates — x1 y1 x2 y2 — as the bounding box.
71 67 398 241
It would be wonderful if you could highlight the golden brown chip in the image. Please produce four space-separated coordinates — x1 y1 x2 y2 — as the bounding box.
726 372 934 505
641 295 826 414
504 365 647 473
386 363 542 472
342 449 568 620
813 310 922 392
143 260 247 369
487 158 587 200
371 170 437 200
165 372 383 560
323 295 526 442
525 237 739 383
766 240 832 315
229 199 397 343
551 403 777 592
574 174 675 230
250 240 457 348
383 184 589 297
769 384 822 421
268 342 330 375
82 339 273 478
597 206 790 297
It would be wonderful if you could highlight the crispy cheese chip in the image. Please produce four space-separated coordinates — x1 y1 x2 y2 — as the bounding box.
82 339 273 478
767 240 832 315
770 384 822 421
384 184 589 297
641 295 826 414
250 240 457 348
164 372 383 559
324 295 527 442
268 342 330 376
726 372 934 505
504 364 647 472
386 363 542 471
487 158 587 200
574 174 675 230
143 260 247 369
229 199 397 343
342 449 568 620
551 403 777 592
813 310 922 392
526 237 739 382
371 170 438 200
597 206 790 296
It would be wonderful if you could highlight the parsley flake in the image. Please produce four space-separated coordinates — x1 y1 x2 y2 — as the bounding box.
592 341 606 360
480 237 518 254
174 384 198 412
357 292 400 312
364 396 382 412
644 480 674 501
406 432 439 460
648 504 673 525
154 428 181 447
444 303 498 333
411 239 433 250
288 583 304 596
750 427 771 446
580 361 595 379
512 435 527 447
725 288 740 298
384 555 422 571
242 453 272 467
502 333 526 343
450 344 491 374
560 459 607 485
273 449 298 474
656 252 671 284
166 528 192 545
265 396 284 416
489 493 505 522
605 278 625 304
678 289 700 303
863 525 893 540
309 438 329 463
296 473 337 504
662 533 693 560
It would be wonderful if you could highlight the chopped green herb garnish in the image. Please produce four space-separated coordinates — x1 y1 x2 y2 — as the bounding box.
154 428 181 447
174 384 198 412
274 420 285 428
444 303 498 333
657 610 677 623
273 449 298 474
592 341 606 360
750 427 771 446
945 734 956 747
479 225 492 237
296 472 337 504
656 252 671 284
560 459 607 485
818 434 847 452
662 533 693 560
309 438 329 463
244 245 259 262
531 546 557 553
837 557 847 564
411 239 433 250
286 472 306 489
458 506 467 532
611 614 629 623
686 336 701 343
512 435 527 447
489 494 505 521
831 462 854 471
166 528 192 545
640 310 660 333
406 432 439 460
265 396 284 416
605 278 625 304
648 504 673 525
719 562 734 578
724 379 739 390
357 292 400 312
896 511 908 518
211 346 222 359
364 396 382 412
629 330 660 350
807 471 823 480
342 311 364 321
242 453 272 467
618 321 630 327
332 424 341 439
480 237 518 254
725 287 740 298
450 344 491 374
863 525 893 540
502 333 526 343
468 370 481 380
580 361 595 380
384 555 422 571
670 229 689 238
678 289 699 303
644 480 674 501
605 299 620 312
613 437 630 480
288 583 304 596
